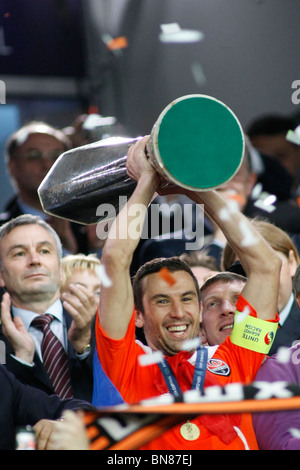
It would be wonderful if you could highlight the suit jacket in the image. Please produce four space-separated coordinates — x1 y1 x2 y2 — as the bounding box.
0 306 95 402
0 364 93 450
269 298 300 355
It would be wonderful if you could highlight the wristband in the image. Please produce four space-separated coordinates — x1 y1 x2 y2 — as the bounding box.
230 311 277 354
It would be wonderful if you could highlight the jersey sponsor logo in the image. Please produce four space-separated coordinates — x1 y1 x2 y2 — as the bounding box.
207 358 231 376
264 331 274 345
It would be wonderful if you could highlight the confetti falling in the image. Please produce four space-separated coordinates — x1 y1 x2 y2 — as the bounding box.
138 351 164 367
219 207 231 221
289 428 300 439
101 33 128 56
286 125 300 145
227 198 240 214
181 337 201 351
251 182 263 200
107 36 128 51
218 192 240 221
239 220 260 247
158 267 177 286
191 62 207 86
95 264 112 288
159 23 204 44
82 114 116 131
251 183 277 213
253 197 276 213
234 306 250 323
226 191 247 209
276 347 291 364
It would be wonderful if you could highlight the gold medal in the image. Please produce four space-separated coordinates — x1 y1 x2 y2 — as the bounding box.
180 421 200 441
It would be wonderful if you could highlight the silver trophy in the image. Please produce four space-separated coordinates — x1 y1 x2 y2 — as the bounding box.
38 95 244 225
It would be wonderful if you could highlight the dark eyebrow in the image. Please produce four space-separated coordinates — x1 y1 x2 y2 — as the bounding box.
182 290 198 297
203 290 241 302
150 294 170 302
202 294 220 304
150 290 197 301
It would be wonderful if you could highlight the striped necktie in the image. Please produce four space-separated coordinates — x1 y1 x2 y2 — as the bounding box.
31 314 73 399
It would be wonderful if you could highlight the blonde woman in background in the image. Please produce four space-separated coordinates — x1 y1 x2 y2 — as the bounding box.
60 253 101 303
60 253 101 361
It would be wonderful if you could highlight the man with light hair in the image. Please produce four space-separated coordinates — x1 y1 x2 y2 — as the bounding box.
0 214 95 401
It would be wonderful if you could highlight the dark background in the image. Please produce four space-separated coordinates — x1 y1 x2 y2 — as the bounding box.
1 0 300 208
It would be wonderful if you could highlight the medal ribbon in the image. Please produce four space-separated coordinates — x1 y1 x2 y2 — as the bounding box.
158 347 208 401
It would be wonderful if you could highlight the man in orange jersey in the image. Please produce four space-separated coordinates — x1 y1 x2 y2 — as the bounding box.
94 136 281 450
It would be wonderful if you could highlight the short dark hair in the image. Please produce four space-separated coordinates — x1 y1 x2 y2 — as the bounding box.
179 250 220 272
133 257 200 313
247 114 297 137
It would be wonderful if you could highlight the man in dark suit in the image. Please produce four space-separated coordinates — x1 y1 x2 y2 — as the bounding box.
0 363 93 450
0 120 89 254
0 214 96 401
269 295 300 355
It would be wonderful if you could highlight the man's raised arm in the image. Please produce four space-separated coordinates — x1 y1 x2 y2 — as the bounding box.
100 133 281 333
186 187 281 320
99 137 160 339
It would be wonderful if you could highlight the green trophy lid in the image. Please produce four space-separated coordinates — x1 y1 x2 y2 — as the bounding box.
151 94 244 190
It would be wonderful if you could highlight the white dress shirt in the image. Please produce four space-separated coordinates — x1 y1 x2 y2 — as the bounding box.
278 293 294 326
11 299 67 365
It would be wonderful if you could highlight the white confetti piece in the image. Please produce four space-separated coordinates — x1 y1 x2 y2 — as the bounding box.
264 194 277 206
227 199 240 214
276 347 291 364
159 23 204 43
234 306 250 323
286 126 300 145
219 207 231 221
251 183 263 200
83 114 116 131
289 428 300 439
219 193 240 221
191 62 207 86
95 264 112 288
253 198 276 213
138 351 164 366
239 220 260 247
181 337 201 351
